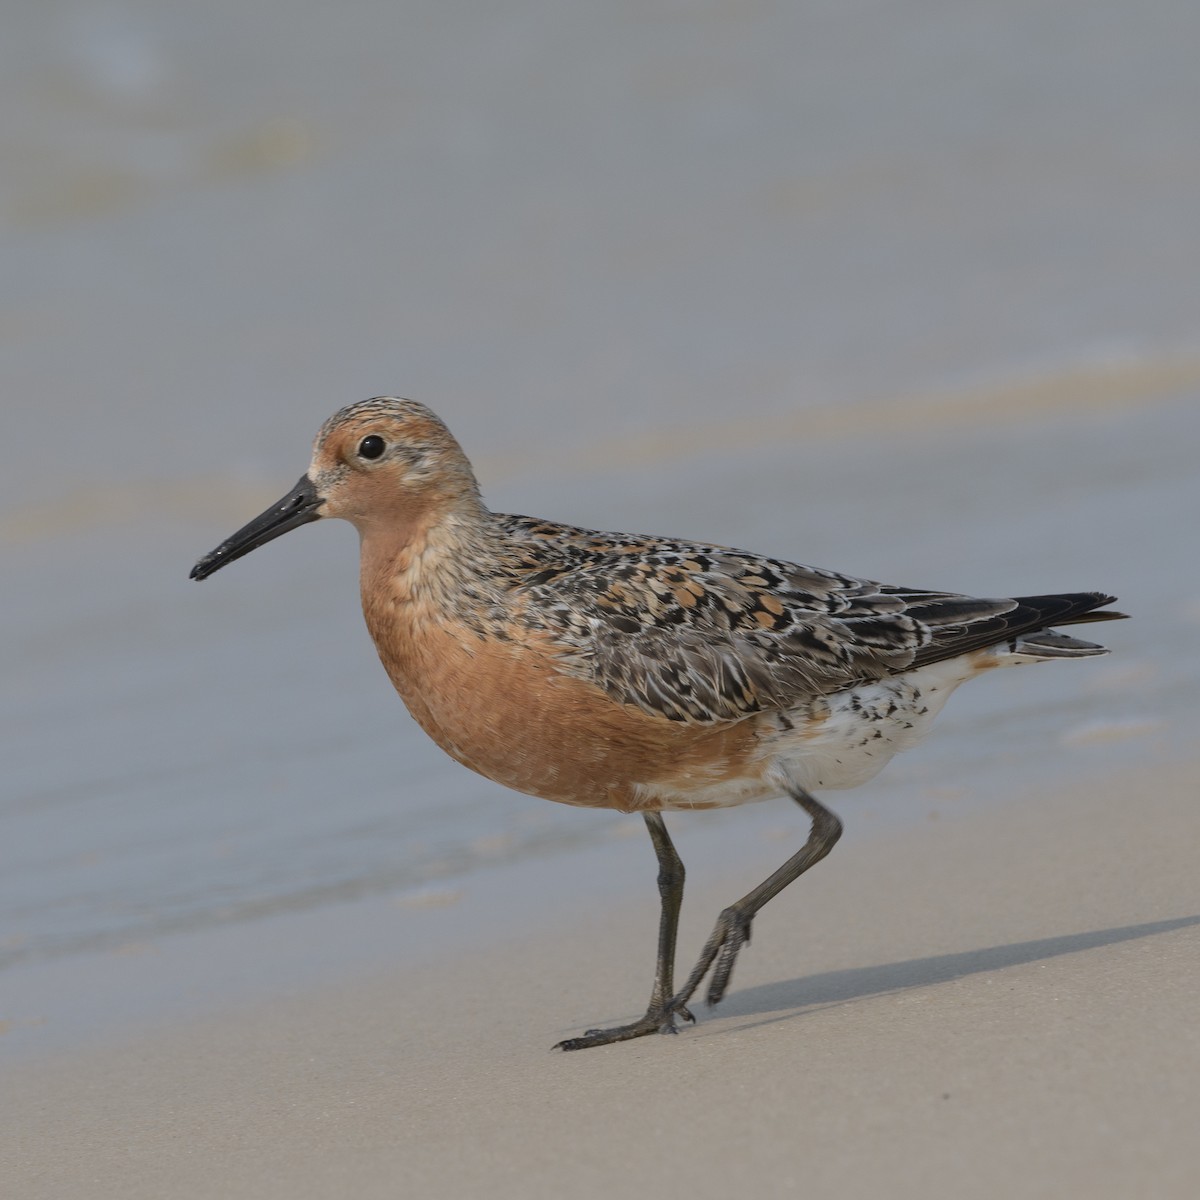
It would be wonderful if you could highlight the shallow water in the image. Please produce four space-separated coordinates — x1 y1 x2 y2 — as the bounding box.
2 4 1197 1009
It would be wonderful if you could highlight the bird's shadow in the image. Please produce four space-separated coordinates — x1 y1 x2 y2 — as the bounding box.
706 913 1200 1035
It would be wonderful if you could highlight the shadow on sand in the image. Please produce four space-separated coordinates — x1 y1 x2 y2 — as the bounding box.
706 913 1200 1033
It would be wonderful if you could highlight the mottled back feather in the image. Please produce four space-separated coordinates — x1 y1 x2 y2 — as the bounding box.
492 515 1120 724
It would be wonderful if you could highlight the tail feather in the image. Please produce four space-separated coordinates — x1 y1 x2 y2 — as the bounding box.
1038 606 1129 627
910 591 1126 670
1013 629 1110 659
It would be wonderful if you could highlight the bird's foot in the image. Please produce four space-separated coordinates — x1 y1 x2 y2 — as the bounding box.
703 907 753 1007
555 1000 695 1052
671 906 755 1012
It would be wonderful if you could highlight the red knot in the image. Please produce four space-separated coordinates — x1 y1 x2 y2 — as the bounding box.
192 397 1126 1050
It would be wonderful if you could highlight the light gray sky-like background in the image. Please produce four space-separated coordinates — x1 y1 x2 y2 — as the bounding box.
5 1 1199 503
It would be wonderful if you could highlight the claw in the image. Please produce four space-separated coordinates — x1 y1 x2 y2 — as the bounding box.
556 1000 695 1051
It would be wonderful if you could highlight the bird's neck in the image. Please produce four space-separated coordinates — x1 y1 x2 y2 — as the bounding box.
358 498 505 623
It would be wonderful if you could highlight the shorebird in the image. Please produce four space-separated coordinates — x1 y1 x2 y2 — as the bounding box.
191 398 1125 1050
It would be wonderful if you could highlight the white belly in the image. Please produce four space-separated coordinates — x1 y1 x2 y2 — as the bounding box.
772 658 972 792
638 655 987 811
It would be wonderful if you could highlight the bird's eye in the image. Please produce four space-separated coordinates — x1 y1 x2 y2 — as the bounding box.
357 435 386 460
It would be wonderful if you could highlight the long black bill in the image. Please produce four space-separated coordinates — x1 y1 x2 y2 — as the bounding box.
190 475 324 581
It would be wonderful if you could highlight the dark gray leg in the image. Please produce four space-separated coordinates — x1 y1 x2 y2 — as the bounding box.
556 812 695 1051
644 811 688 1013
671 785 842 1011
557 787 841 1051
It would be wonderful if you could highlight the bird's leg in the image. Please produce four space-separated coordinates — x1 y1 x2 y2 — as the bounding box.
671 785 842 1011
643 810 691 1019
557 790 840 1050
556 812 694 1051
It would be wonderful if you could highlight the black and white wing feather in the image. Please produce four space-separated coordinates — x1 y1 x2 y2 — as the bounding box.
502 516 1124 725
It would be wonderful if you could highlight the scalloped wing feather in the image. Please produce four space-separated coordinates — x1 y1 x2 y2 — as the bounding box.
501 516 1040 724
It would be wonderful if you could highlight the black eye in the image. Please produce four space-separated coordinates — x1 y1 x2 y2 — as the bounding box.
357 435 386 460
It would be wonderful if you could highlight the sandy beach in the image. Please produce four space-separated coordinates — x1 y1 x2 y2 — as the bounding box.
6 748 1198 1199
